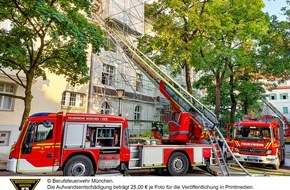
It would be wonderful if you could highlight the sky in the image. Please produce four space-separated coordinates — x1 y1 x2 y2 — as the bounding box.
263 0 288 20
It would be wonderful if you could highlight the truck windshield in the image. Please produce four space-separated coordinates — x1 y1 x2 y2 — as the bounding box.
234 126 271 141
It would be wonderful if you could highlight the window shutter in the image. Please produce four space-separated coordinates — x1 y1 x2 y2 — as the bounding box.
76 94 80 107
65 92 70 106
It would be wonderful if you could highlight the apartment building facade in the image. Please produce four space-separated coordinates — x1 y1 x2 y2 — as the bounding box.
263 79 290 120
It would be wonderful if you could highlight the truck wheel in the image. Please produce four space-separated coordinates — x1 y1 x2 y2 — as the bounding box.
273 154 280 170
167 152 189 176
64 155 94 176
281 150 285 165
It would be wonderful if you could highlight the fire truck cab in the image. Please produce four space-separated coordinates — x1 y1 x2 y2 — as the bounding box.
7 112 131 176
228 115 285 170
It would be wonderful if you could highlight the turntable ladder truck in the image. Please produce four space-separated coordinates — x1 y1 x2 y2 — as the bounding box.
96 17 251 176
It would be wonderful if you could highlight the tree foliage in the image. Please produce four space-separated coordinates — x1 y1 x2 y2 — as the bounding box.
140 0 271 122
258 15 290 82
0 0 104 128
138 0 211 94
191 0 269 121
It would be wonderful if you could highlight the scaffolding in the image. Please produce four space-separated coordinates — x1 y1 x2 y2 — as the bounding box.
90 0 168 135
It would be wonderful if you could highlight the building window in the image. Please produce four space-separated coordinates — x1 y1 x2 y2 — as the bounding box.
104 37 117 52
136 73 142 92
102 64 114 86
0 131 10 146
280 93 288 100
61 92 85 107
283 107 288 114
34 122 54 142
0 82 15 110
269 93 277 100
134 105 141 122
101 102 111 114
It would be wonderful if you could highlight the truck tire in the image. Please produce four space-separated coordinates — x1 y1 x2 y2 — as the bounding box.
273 154 280 170
281 150 285 165
167 152 189 176
64 155 94 176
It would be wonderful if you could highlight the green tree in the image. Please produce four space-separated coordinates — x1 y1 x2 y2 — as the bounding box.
258 16 290 81
236 78 265 116
0 0 104 128
138 0 211 94
192 0 268 121
193 75 231 116
140 0 269 122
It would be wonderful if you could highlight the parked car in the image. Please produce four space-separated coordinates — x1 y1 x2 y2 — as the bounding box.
129 137 161 145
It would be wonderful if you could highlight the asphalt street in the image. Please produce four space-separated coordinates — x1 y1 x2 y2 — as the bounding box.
0 144 289 177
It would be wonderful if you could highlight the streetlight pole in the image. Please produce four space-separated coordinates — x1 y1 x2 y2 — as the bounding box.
87 47 94 113
116 89 125 116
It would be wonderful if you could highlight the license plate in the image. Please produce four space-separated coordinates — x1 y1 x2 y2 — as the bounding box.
247 156 258 161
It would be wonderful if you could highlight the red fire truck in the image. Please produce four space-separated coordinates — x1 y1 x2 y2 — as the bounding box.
227 115 285 170
7 112 214 176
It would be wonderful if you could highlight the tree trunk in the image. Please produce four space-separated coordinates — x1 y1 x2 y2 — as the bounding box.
229 72 237 123
19 76 33 130
243 99 249 115
215 78 221 120
185 59 193 94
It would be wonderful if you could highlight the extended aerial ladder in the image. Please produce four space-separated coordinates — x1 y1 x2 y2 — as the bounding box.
102 18 217 133
262 97 290 142
93 16 251 176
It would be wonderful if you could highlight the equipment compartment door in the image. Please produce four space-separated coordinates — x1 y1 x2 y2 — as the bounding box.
18 120 56 173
